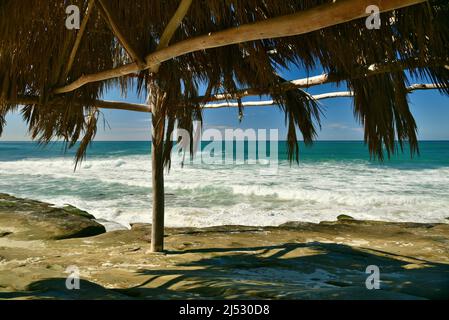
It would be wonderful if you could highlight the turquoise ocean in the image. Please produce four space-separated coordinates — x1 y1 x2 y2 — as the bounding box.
1 141 448 230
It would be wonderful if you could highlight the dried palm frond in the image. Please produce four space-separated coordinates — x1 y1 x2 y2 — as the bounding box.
349 72 418 160
0 0 447 166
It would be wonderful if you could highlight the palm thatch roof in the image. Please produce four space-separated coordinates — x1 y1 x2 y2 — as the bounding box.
0 0 448 163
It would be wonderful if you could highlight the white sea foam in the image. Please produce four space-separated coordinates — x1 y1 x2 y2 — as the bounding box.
1 155 448 229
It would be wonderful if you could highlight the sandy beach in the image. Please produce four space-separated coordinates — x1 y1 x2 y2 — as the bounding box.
1 194 448 300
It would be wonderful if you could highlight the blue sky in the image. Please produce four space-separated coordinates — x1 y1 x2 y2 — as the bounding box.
1 67 448 141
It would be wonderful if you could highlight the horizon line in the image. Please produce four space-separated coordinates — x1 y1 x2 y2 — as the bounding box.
1 140 449 143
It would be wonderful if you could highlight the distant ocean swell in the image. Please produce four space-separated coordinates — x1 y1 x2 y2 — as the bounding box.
0 141 448 229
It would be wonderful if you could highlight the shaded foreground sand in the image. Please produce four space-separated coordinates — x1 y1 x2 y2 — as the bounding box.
0 194 448 300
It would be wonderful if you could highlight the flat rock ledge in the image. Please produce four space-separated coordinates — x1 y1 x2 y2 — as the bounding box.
0 194 106 240
0 194 448 300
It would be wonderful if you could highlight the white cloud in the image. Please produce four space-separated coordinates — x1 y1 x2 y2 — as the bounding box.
328 123 363 132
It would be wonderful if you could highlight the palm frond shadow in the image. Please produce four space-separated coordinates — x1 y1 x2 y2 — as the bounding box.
125 242 449 300
1 242 447 300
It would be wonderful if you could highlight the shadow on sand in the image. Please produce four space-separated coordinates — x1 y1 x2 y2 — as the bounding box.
2 242 448 300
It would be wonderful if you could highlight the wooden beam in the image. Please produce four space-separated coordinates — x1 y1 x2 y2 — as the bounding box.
312 92 354 101
10 96 152 113
9 82 442 114
157 0 193 49
202 100 276 109
97 0 145 67
202 58 448 103
206 74 334 102
63 0 96 81
90 100 151 112
203 83 446 108
319 83 445 99
11 83 445 114
407 83 442 91
151 0 193 73
54 0 426 94
103 82 443 109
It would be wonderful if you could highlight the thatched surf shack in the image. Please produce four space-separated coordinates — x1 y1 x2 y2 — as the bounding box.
0 0 448 252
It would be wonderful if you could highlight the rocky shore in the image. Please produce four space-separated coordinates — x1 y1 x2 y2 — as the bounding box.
0 194 448 300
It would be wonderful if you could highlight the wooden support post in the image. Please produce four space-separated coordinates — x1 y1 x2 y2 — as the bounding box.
148 79 166 252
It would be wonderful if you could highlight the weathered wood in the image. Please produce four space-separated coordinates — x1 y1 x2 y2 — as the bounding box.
203 83 447 108
151 0 193 72
54 0 426 94
148 79 166 253
87 100 151 112
207 74 334 102
407 83 441 91
11 83 446 113
312 92 354 101
194 83 448 109
97 0 145 67
10 96 152 113
203 58 449 102
63 0 96 81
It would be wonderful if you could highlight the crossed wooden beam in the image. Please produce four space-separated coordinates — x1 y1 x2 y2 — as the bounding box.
51 0 428 94
4 0 446 254
7 0 444 113
10 82 445 113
